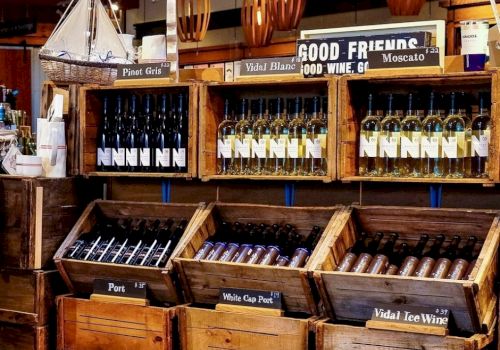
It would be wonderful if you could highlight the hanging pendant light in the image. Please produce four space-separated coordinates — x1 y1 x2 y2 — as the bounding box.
177 0 211 42
241 0 274 48
268 0 306 31
386 0 425 16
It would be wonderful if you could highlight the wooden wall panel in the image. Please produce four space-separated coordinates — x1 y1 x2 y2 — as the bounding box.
0 48 31 117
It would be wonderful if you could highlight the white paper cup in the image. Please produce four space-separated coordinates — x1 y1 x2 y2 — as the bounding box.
16 155 42 177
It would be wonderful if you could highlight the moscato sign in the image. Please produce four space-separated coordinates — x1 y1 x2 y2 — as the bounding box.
367 47 440 69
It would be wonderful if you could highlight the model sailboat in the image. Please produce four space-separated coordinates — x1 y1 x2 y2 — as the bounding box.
40 0 132 85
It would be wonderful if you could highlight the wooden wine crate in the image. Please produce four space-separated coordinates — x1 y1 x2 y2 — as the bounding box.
0 323 50 350
57 295 176 350
79 82 198 178
41 81 83 176
199 77 337 182
310 206 500 333
173 202 342 314
54 200 205 304
0 177 82 269
315 320 495 350
0 269 65 326
179 305 312 350
338 70 500 184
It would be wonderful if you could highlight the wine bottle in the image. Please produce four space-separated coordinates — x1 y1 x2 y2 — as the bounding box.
350 232 383 273
458 92 472 177
378 94 401 176
366 233 398 274
385 242 410 275
125 94 139 172
287 96 307 175
446 236 477 279
269 97 288 175
421 92 444 177
413 234 445 277
359 93 381 176
97 96 112 171
251 98 271 175
155 94 172 172
442 93 466 178
336 232 368 272
471 92 490 178
234 98 252 175
173 93 188 172
306 96 328 175
400 93 422 177
139 95 154 172
217 99 236 175
397 234 429 276
111 95 126 171
430 235 461 279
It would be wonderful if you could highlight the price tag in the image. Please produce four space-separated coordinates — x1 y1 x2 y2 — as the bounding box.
371 305 450 329
219 288 282 309
93 278 147 299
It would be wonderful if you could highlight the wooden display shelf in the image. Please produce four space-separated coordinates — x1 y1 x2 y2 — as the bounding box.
0 177 82 269
57 295 176 350
179 305 312 350
338 70 500 184
199 77 337 182
316 320 495 350
173 202 342 315
310 205 500 334
54 200 205 305
0 323 49 350
79 82 198 179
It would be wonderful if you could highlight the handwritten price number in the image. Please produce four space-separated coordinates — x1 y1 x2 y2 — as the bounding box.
135 282 146 289
271 292 280 298
435 308 449 316
425 47 439 54
161 62 170 68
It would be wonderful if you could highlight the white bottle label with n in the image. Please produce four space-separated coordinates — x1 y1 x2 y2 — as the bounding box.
173 148 186 167
442 133 465 158
306 138 322 159
252 137 268 159
97 148 112 166
359 133 378 158
140 148 151 166
235 137 251 158
472 133 489 157
270 137 286 159
379 133 400 158
421 135 440 158
217 139 232 159
155 148 170 167
112 148 125 166
401 132 421 158
288 138 299 158
126 148 138 166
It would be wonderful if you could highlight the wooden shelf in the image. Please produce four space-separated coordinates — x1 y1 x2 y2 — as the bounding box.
87 172 192 179
201 175 333 182
341 176 496 185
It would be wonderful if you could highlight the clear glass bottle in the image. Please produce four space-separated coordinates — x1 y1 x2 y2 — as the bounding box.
400 93 422 177
378 94 401 176
269 97 288 175
359 93 380 176
306 96 328 175
217 99 236 175
471 92 491 178
442 92 466 178
251 98 271 175
287 96 307 175
458 92 472 177
234 98 253 175
421 92 444 177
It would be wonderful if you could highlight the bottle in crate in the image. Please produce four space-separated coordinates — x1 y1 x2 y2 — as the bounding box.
471 92 490 178
139 95 154 172
234 98 253 175
217 99 236 175
306 96 327 175
252 98 271 175
125 94 140 172
378 94 400 176
359 93 380 176
421 92 444 177
96 96 112 171
173 93 188 173
111 95 126 172
442 92 466 178
400 93 422 177
287 97 307 175
458 92 473 177
155 94 172 173
269 97 288 175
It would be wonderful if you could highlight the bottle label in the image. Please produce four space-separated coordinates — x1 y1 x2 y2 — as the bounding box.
217 139 232 159
235 138 251 158
126 148 138 166
288 138 299 158
97 148 112 166
140 148 151 166
269 137 286 159
442 133 465 158
155 148 170 167
359 133 378 158
401 132 421 158
112 148 125 166
173 148 186 167
252 137 268 159
421 135 440 158
306 138 322 159
472 134 489 157
379 133 400 158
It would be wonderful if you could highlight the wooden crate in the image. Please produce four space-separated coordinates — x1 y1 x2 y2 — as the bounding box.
0 323 49 350
0 269 65 326
179 305 311 350
311 206 500 334
80 83 198 178
338 71 499 184
199 77 337 182
41 81 83 176
173 202 342 314
57 295 176 350
54 200 205 304
0 177 82 269
316 321 495 350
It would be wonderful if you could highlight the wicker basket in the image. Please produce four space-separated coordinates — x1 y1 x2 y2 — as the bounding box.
39 54 118 85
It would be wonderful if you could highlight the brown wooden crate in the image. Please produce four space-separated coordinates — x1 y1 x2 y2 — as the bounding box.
54 200 205 304
313 205 500 334
0 269 65 327
79 83 198 178
0 323 49 350
174 202 342 314
338 70 499 184
0 177 82 269
316 321 494 350
198 77 337 182
57 295 175 350
179 306 310 350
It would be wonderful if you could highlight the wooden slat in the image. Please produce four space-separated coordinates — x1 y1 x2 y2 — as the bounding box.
0 323 49 350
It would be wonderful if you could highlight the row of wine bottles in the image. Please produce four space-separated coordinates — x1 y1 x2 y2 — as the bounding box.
217 96 328 176
193 221 324 268
96 93 188 173
359 92 490 178
337 232 479 280
64 218 188 267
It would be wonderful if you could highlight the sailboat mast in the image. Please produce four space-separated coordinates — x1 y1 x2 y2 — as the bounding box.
88 0 96 58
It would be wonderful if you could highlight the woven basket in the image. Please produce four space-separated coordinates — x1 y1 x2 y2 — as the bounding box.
39 54 118 85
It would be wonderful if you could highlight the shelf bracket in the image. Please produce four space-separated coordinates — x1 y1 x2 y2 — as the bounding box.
162 179 171 203
429 184 443 208
285 183 295 207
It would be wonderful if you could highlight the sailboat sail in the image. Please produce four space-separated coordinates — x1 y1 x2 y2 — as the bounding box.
43 0 90 57
92 0 128 60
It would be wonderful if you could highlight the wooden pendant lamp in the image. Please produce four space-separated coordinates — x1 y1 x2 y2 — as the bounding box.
177 0 211 42
241 0 274 48
269 0 306 31
386 0 425 16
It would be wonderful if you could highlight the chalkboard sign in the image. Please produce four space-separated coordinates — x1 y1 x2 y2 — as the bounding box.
296 31 431 77
117 62 170 80
93 278 147 299
371 305 450 329
367 47 440 69
219 288 282 309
